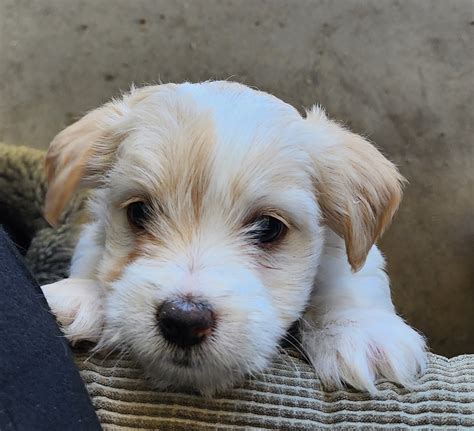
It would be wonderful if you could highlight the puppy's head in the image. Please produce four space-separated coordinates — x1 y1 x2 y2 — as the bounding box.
45 82 403 394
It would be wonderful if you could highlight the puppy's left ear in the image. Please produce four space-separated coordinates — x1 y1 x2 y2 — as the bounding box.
305 106 405 271
44 99 129 226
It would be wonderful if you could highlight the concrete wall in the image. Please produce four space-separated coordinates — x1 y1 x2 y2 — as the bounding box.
1 0 472 356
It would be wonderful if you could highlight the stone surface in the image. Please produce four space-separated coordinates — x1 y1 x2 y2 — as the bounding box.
1 0 472 356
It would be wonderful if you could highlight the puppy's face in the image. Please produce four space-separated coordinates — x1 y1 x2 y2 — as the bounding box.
45 82 403 394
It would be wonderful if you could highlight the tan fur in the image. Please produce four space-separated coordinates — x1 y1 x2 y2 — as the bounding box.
169 114 215 224
306 108 405 271
92 92 217 283
44 104 125 225
103 232 158 284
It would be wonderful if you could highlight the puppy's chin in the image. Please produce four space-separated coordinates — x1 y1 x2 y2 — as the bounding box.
96 328 276 397
143 350 266 397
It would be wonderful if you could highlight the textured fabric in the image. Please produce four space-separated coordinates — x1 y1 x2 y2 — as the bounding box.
2 142 473 430
0 229 101 431
0 143 85 284
74 351 474 430
0 144 48 253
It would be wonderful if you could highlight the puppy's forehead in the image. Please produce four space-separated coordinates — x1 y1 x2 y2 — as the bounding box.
113 83 314 220
178 81 301 139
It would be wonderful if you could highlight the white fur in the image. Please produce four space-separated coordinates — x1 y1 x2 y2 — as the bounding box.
41 278 103 344
300 230 426 393
41 81 427 395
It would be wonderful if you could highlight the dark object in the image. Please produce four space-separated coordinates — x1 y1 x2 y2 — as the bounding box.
0 228 101 431
158 299 215 348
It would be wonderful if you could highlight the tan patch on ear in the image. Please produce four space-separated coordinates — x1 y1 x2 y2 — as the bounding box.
44 104 124 226
44 140 94 226
307 109 405 271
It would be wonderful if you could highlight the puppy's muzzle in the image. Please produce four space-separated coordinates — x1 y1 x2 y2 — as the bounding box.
157 299 215 348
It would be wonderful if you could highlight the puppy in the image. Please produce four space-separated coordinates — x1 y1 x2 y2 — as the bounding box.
41 81 426 395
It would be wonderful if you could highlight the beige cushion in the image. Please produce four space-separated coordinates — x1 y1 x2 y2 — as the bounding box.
75 351 474 429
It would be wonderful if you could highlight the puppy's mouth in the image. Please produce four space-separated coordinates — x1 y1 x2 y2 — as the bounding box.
165 322 301 370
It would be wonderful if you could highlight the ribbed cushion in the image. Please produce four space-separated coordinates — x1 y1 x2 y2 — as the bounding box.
75 351 474 430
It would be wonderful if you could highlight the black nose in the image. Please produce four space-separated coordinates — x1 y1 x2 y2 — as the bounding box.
157 299 215 348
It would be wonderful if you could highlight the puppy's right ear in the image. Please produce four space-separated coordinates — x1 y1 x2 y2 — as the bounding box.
44 100 128 226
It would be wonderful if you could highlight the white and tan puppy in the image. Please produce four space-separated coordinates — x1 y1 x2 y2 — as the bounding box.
41 81 426 395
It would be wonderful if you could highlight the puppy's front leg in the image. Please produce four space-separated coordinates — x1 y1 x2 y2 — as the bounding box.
41 278 104 344
301 230 427 393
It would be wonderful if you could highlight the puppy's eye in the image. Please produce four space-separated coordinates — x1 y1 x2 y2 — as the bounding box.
252 215 287 245
127 201 150 229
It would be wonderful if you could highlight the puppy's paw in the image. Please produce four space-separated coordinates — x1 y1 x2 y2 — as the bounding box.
301 309 427 393
41 278 104 344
